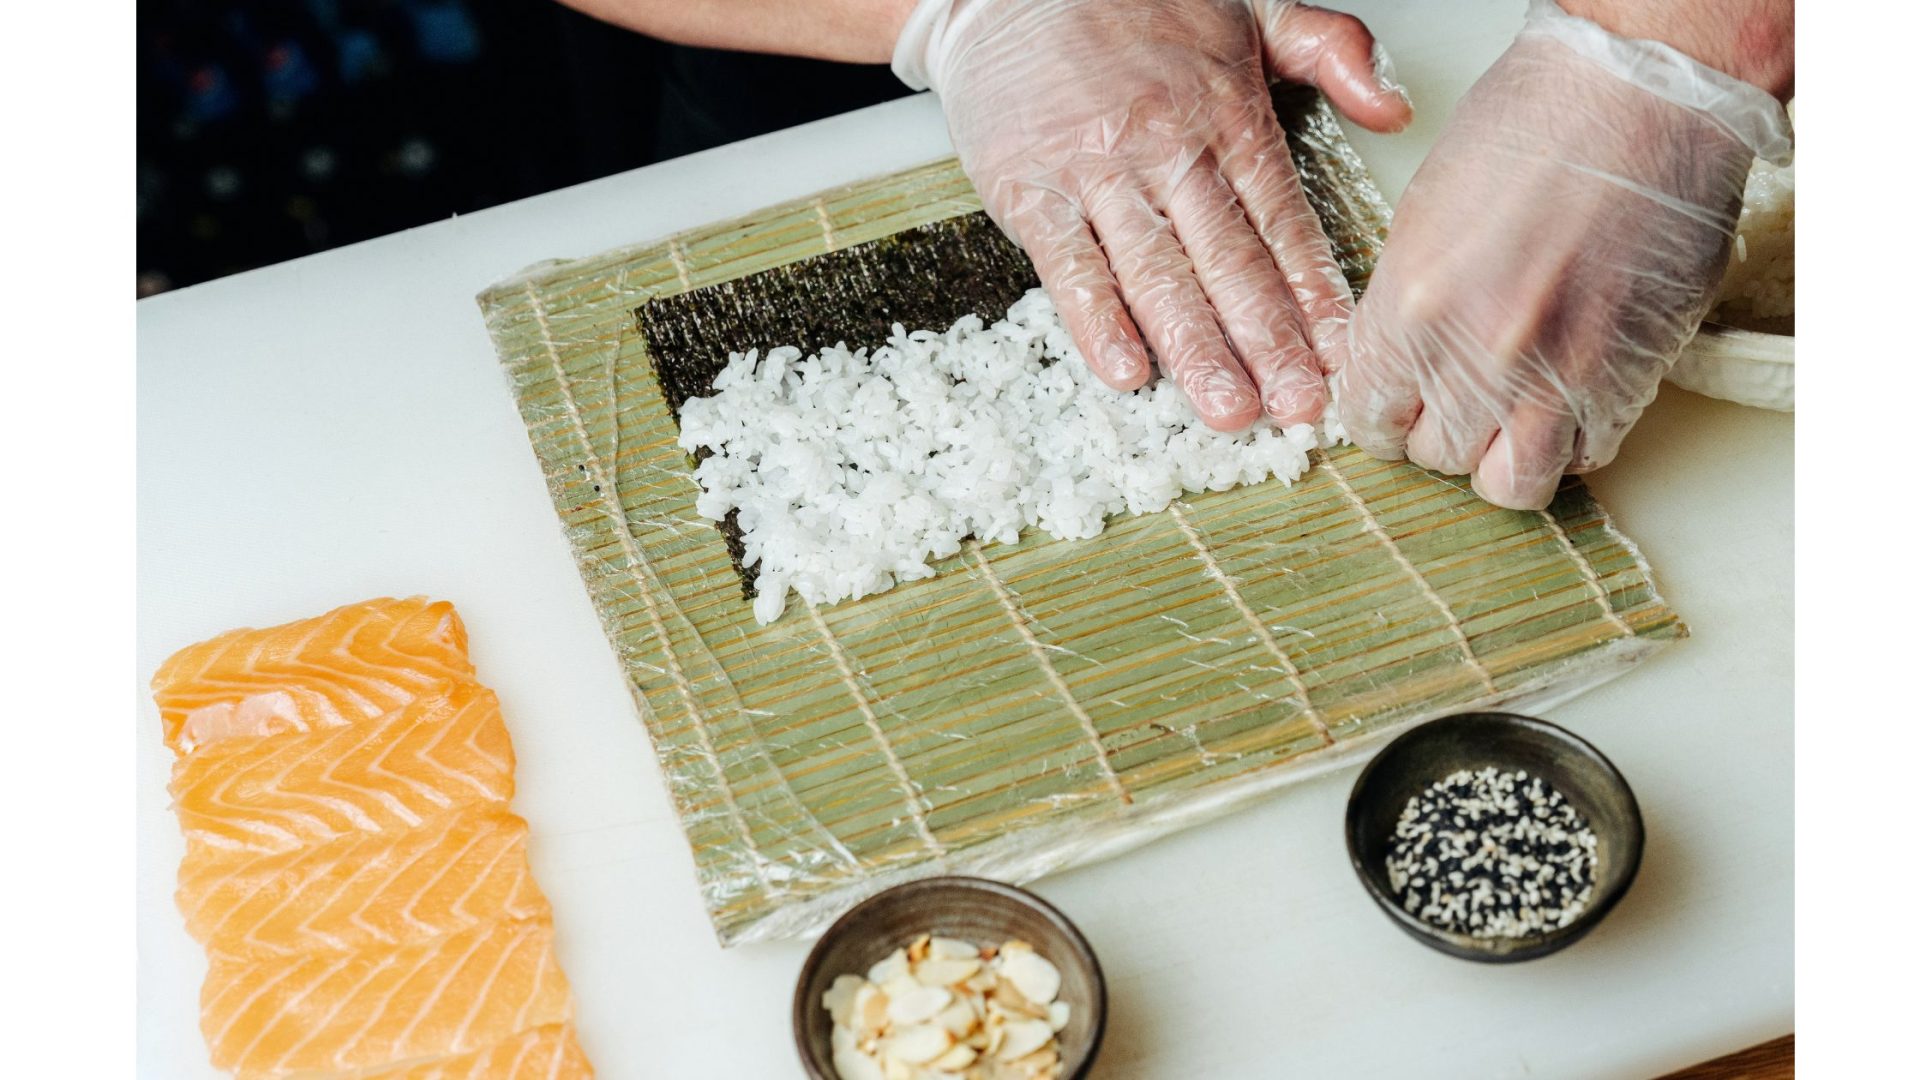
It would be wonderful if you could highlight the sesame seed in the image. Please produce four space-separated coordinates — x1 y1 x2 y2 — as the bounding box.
1384 767 1598 939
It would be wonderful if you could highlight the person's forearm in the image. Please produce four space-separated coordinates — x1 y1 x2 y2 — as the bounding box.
558 0 916 63
1562 0 1793 98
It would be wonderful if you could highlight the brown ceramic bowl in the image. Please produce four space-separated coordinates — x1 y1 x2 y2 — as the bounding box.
793 877 1106 1079
1345 712 1644 963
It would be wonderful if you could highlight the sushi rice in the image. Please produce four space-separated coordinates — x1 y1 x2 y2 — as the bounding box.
1710 104 1794 325
679 288 1341 624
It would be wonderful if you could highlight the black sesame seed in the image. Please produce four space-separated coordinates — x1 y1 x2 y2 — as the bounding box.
1384 767 1598 939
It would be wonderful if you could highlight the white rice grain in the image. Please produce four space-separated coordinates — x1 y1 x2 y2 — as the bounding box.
678 288 1339 624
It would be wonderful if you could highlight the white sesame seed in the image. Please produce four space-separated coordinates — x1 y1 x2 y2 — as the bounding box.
1384 766 1599 939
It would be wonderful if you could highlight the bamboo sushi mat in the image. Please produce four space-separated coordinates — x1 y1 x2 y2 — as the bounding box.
478 95 1686 946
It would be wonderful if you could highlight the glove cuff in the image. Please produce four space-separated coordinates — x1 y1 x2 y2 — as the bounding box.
891 0 958 91
1524 0 1793 165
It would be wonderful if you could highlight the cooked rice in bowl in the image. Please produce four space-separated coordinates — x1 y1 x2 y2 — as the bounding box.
1710 104 1794 327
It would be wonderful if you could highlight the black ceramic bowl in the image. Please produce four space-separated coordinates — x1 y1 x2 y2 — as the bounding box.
1345 712 1644 963
793 877 1106 1079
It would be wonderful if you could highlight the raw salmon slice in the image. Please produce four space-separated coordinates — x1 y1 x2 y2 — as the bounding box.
179 807 551 961
154 597 474 755
160 598 591 1077
201 919 573 1078
171 683 513 860
359 1023 593 1079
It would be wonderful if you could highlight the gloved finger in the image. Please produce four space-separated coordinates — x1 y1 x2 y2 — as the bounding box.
1214 101 1355 375
1404 380 1499 477
1331 369 1421 460
1259 3 1413 133
1472 404 1577 511
1085 185 1262 431
1565 385 1656 474
1162 161 1326 425
1007 191 1152 391
1338 303 1424 459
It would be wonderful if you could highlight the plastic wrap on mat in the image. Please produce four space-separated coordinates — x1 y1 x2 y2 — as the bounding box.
476 90 1686 946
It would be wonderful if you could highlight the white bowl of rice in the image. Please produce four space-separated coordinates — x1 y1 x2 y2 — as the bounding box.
1668 105 1795 411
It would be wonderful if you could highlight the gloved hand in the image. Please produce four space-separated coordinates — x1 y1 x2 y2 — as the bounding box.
894 0 1412 431
1338 0 1793 509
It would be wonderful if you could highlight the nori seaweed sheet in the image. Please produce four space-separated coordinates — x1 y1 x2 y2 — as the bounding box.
640 212 1038 420
637 86 1385 598
638 213 1038 596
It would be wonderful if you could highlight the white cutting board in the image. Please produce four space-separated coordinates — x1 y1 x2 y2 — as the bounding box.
136 1 1791 1075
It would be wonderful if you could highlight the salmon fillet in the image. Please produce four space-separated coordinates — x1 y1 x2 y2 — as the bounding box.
154 597 474 755
178 807 551 962
171 683 514 860
359 1024 594 1079
155 598 593 1078
201 919 573 1078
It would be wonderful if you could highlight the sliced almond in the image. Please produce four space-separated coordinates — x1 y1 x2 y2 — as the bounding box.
935 999 977 1038
993 978 1047 1020
886 984 952 1026
914 957 983 987
832 1045 886 1080
852 983 890 1038
1010 1046 1062 1079
929 937 980 961
867 948 910 985
1001 950 1061 1005
823 974 866 1027
931 1041 978 1071
880 1023 953 1066
828 932 1071 1080
994 1018 1053 1062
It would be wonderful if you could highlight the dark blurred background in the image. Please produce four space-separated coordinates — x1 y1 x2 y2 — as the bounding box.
137 0 907 296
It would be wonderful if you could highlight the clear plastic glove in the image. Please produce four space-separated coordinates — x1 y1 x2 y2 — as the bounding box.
1339 0 1793 509
894 0 1412 431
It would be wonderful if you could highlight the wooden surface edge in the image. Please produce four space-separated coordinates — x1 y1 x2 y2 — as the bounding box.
1660 1036 1792 1079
